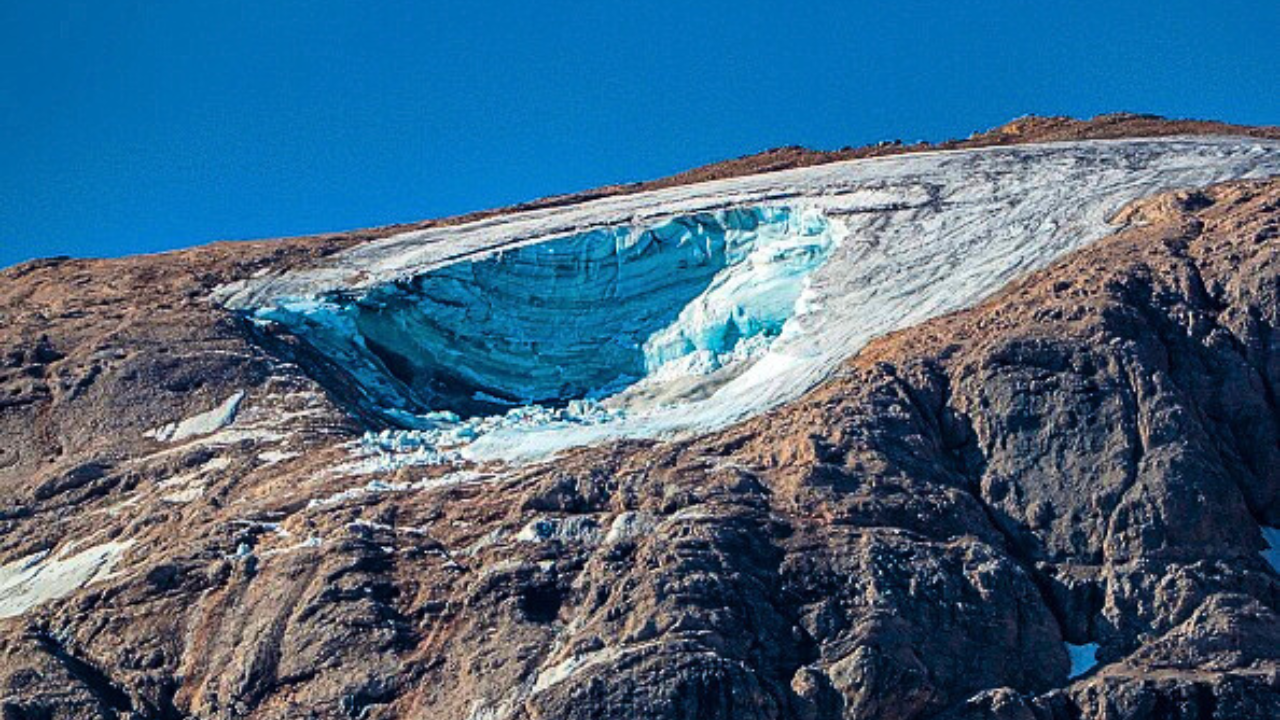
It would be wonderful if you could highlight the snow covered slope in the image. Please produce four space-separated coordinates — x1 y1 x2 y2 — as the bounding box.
219 137 1280 463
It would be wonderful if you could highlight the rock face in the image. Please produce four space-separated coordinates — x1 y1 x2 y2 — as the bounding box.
1 116 1279 720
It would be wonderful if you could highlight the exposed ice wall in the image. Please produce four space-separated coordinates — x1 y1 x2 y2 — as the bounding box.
255 207 837 421
223 137 1280 464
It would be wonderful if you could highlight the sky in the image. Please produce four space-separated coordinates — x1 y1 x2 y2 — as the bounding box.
1 0 1277 269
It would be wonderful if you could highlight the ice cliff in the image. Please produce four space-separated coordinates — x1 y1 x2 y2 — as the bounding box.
255 207 836 421
219 137 1280 463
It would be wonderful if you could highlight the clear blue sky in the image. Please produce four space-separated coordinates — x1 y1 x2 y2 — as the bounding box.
2 1 1277 269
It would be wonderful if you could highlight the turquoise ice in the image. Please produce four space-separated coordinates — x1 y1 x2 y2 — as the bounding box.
256 206 837 423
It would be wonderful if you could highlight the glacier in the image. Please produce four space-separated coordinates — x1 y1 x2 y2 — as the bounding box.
220 137 1280 464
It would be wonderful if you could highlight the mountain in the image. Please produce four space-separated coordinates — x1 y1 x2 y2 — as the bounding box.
2 114 1280 719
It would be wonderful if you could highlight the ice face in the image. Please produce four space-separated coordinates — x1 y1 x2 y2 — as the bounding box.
228 137 1280 465
642 208 835 375
255 206 838 422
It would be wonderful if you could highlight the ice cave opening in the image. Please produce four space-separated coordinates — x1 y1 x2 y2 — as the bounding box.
251 206 838 433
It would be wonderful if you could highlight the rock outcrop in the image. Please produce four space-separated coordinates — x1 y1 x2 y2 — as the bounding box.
1 116 1279 719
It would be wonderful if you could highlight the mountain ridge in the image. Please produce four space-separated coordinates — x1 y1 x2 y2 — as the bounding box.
12 113 1277 273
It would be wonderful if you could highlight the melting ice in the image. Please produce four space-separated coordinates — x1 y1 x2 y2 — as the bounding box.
256 206 838 462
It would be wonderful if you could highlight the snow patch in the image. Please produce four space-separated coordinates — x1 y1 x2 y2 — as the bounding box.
149 391 245 442
259 536 322 557
258 450 300 466
604 511 657 544
161 486 204 503
0 540 133 618
532 647 624 693
157 456 229 489
156 456 229 503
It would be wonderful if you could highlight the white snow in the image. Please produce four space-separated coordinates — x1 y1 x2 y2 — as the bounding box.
530 640 722 695
161 486 204 503
532 648 623 693
156 456 230 503
1260 526 1280 572
139 386 330 464
0 540 133 619
1066 642 1100 679
259 536 322 558
220 137 1280 464
149 391 246 442
157 456 229 490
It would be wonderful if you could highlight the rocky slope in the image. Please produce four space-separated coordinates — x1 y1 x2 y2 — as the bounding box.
2 116 1280 719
